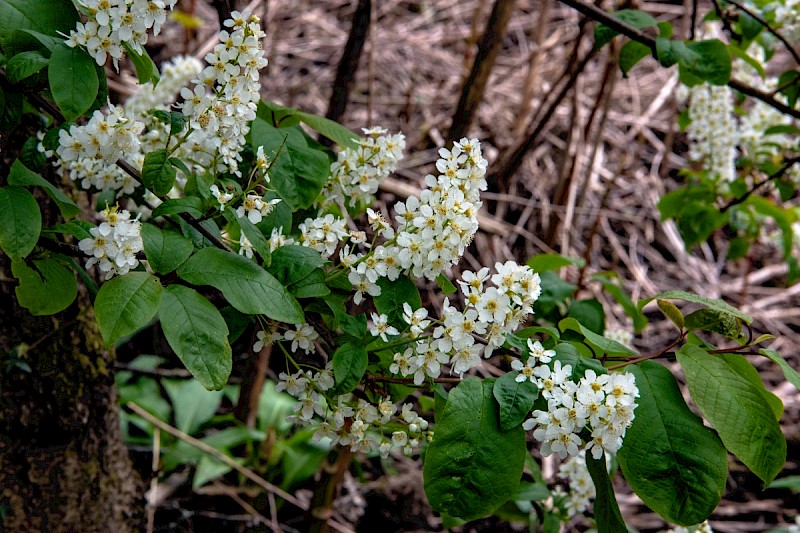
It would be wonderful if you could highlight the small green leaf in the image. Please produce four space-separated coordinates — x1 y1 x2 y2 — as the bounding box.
141 149 177 197
657 299 685 330
0 0 79 52
288 269 330 298
151 196 205 219
48 43 99 122
617 361 727 525
159 285 232 390
8 159 79 218
424 377 525 521
296 110 360 149
141 223 194 274
595 9 658 50
331 342 368 394
177 247 304 324
558 317 637 357
5 50 49 83
149 109 187 134
122 41 159 86
375 275 422 330
619 40 651 76
656 39 731 86
236 215 272 265
42 220 94 240
684 308 741 339
567 299 605 335
527 253 584 272
677 345 786 485
12 256 77 315
435 272 457 294
94 272 163 346
534 270 577 315
759 349 800 392
493 372 539 431
163 378 224 433
585 448 627 533
594 272 648 332
639 290 751 324
0 185 42 259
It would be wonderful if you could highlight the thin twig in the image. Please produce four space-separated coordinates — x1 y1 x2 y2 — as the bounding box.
720 154 800 212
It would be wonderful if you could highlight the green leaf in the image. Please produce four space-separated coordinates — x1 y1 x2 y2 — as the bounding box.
296 110 360 149
324 296 367 338
141 149 177 197
558 317 637 357
728 45 765 79
585 450 627 533
567 299 605 335
149 109 187 135
268 245 324 286
617 361 727 525
656 38 731 86
778 70 800 108
593 272 648 332
11 256 77 315
0 0 79 51
375 275 422 330
759 349 800 392
423 377 526 522
236 215 272 265
657 299 684 330
141 223 194 274
684 308 741 339
8 159 79 218
492 372 539 431
533 270 576 315
331 342 368 394
5 50 49 83
768 475 800 492
0 185 42 259
527 253 583 272
435 272 457 295
48 43 99 122
122 42 159 86
288 269 330 298
94 272 163 346
677 345 786 485
150 196 205 219
159 285 232 390
595 9 658 50
746 196 795 259
163 378 224 434
41 220 94 241
177 247 304 324
619 40 652 76
250 119 330 209
639 290 751 324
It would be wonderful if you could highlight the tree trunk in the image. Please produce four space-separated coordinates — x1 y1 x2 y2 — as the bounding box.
0 254 142 532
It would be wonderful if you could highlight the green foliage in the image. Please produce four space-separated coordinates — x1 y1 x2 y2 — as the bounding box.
0 185 42 259
331 342 369 394
122 42 159 86
677 345 786 485
177 247 304 324
656 38 732 86
163 378 225 434
8 159 79 218
492 372 539 431
149 110 187 135
619 40 652 76
585 452 626 533
759 348 800 391
0 0 79 52
424 377 525 522
5 50 49 83
618 361 727 525
94 272 163 346
594 9 657 50
656 299 684 330
268 245 325 286
141 223 194 274
257 99 360 148
141 149 178 197
526 253 583 272
159 285 232 390
48 43 99 122
592 272 648 332
559 317 637 357
151 196 205 219
11 256 77 315
374 275 422 330
639 290 752 324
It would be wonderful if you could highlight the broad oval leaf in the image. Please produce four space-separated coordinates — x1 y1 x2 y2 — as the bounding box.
159 285 232 391
331 342 368 394
677 345 786 485
493 371 539 431
177 247 304 324
0 0 79 51
141 149 177 197
6 50 49 83
11 256 77 315
0 185 42 259
141 223 194 274
618 361 728 525
48 43 99 122
94 272 163 346
8 159 80 218
424 377 526 521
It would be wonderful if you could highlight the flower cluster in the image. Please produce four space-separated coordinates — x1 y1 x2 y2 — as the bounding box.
66 0 178 69
299 214 350 259
520 361 638 459
78 206 143 279
124 55 204 117
322 127 407 208
179 11 268 174
681 83 738 185
552 451 596 518
57 104 144 166
390 261 542 383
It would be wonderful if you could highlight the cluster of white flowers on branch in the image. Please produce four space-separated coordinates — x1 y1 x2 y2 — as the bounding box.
66 0 178 69
78 206 143 279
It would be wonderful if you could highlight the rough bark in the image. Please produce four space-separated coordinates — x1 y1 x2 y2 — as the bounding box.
0 254 142 532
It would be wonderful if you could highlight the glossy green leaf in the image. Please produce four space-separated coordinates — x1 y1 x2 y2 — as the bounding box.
141 149 177 197
331 342 368 394
639 290 751 324
424 377 525 522
141 223 194 274
585 451 627 533
159 285 232 390
656 38 731 86
684 308 741 339
558 317 637 357
149 110 187 135
375 275 422 330
527 253 584 272
677 345 786 485
151 196 205 219
177 247 304 324
11 256 77 315
618 361 727 525
567 299 605 335
0 0 79 51
5 50 48 83
296 110 360 149
48 43 99 122
42 220 93 240
0 185 42 259
8 159 79 218
288 269 330 298
94 272 163 346
492 371 539 431
122 42 159 86
236 215 272 264
268 245 324 286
